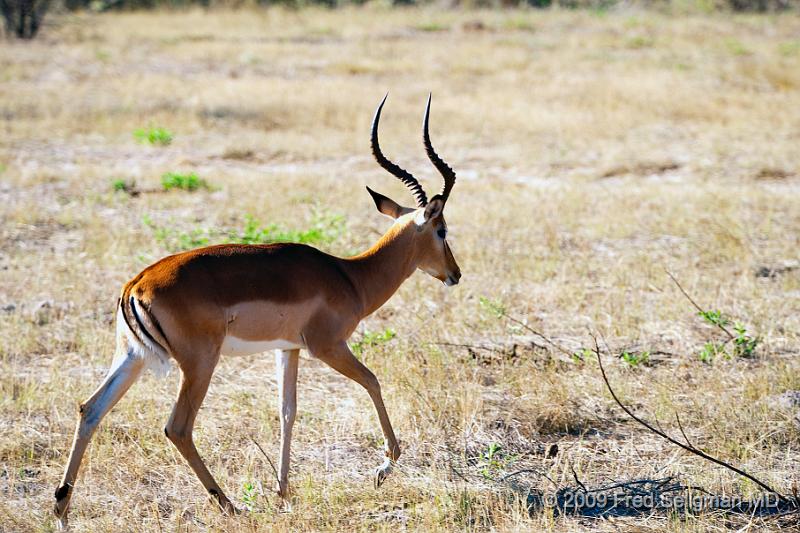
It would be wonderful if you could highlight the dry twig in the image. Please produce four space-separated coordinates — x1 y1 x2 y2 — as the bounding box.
665 269 735 342
570 464 588 494
592 334 793 506
500 313 575 359
249 436 281 491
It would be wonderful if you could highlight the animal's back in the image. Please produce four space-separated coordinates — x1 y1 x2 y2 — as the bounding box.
125 243 351 308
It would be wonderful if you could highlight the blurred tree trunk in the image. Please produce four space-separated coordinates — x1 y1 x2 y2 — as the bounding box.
0 0 13 36
1 0 51 38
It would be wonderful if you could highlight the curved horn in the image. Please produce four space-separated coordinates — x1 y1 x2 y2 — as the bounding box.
423 93 456 203
371 93 428 208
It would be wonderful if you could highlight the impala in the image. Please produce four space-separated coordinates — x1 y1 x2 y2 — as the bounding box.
54 94 461 526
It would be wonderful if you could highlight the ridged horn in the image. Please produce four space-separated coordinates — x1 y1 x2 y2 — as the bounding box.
370 93 428 208
422 93 456 203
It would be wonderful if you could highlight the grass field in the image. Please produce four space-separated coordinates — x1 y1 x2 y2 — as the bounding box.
2 5 800 531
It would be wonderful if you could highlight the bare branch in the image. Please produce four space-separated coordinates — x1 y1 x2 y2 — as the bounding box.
501 313 575 359
665 269 735 341
570 464 588 494
592 334 791 504
653 414 667 437
499 468 560 490
249 436 280 491
675 411 694 450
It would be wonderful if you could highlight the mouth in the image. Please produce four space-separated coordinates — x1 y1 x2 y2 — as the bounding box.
444 275 459 286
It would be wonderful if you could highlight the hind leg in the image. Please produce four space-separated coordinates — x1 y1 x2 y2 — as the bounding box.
164 355 237 514
54 350 146 527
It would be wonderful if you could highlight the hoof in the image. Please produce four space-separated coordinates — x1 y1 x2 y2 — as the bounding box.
209 488 240 516
277 495 293 512
374 468 386 489
54 484 72 527
274 482 293 511
374 458 393 489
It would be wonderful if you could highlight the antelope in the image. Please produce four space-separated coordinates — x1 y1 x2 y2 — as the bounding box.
54 94 461 526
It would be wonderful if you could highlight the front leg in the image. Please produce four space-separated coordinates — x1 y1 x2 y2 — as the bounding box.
306 340 400 488
275 349 299 500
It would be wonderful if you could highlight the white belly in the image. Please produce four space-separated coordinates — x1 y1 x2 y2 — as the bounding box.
220 336 303 357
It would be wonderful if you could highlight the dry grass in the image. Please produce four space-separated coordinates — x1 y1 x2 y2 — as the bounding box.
2 5 800 531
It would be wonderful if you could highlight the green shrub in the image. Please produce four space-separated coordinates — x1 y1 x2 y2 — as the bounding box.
143 211 346 252
134 127 173 146
227 212 345 246
350 328 396 357
621 350 650 367
161 172 208 191
111 178 130 191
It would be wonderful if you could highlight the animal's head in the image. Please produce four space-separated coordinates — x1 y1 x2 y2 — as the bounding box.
366 94 461 287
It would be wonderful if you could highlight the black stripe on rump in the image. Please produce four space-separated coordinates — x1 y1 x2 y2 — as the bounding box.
129 296 166 352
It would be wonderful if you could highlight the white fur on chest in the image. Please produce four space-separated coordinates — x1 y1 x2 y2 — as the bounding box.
220 336 303 356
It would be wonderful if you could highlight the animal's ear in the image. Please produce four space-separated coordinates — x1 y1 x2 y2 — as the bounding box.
366 186 406 219
422 196 444 223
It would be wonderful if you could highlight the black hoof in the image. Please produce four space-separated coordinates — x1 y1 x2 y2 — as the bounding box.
54 484 72 518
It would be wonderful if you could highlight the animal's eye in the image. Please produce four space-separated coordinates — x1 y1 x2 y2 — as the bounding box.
437 228 447 239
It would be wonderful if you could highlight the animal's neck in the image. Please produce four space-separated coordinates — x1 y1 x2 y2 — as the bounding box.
342 223 418 318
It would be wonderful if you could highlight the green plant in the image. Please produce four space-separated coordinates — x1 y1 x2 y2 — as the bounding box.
724 38 751 56
415 22 449 32
143 211 346 253
452 487 477 529
241 480 258 511
134 126 173 146
142 215 211 252
733 322 759 358
227 212 345 246
572 348 592 364
350 328 396 358
698 309 729 328
667 270 761 363
178 229 210 250
475 443 517 480
698 342 724 364
478 297 505 319
670 273 760 361
161 172 208 192
621 350 650 367
111 177 137 194
228 215 272 244
697 310 759 359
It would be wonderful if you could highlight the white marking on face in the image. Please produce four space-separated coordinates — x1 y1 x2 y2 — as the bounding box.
220 336 304 357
